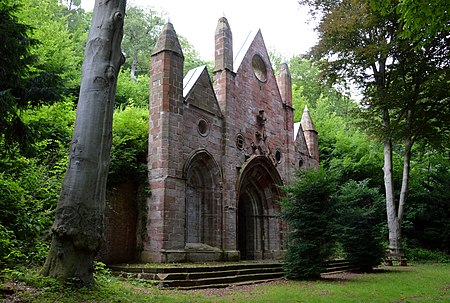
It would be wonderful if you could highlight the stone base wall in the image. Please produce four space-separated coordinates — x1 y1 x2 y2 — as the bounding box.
100 180 138 264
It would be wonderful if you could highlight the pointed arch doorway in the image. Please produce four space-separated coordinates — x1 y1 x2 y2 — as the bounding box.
237 156 284 260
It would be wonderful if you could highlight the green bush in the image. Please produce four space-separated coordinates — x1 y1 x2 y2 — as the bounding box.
0 159 60 267
335 180 385 272
403 246 450 263
405 160 450 253
0 224 25 267
115 69 150 108
109 105 148 184
280 168 338 279
0 100 74 269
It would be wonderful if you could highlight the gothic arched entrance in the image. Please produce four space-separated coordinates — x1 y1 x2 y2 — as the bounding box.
184 150 222 248
237 156 283 260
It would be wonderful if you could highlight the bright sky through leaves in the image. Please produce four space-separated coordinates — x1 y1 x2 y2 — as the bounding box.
81 0 317 60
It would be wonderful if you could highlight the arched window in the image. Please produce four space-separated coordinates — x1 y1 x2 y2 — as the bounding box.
184 150 222 248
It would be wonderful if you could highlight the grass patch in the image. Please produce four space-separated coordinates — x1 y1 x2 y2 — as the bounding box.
1 263 449 302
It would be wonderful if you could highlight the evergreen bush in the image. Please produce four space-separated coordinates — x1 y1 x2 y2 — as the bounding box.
280 168 338 279
335 180 385 272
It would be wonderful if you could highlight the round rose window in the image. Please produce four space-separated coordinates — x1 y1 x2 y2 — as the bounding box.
252 54 267 82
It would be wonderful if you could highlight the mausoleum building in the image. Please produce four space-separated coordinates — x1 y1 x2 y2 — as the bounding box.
102 17 318 264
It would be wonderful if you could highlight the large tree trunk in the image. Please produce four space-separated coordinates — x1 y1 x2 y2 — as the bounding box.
383 137 401 252
41 0 126 287
383 108 414 253
382 108 402 252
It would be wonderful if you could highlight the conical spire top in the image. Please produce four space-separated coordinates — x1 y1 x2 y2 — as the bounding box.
214 17 233 72
215 16 231 34
277 62 292 106
152 22 183 57
279 62 289 73
300 106 317 132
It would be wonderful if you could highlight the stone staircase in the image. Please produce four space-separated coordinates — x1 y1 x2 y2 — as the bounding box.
110 261 284 290
322 259 355 275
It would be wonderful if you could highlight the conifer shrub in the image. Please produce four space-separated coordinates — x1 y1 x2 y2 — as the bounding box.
280 168 338 279
335 180 385 272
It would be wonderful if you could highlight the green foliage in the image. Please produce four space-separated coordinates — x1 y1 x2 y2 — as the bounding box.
109 106 149 184
405 154 450 253
0 100 75 268
21 97 76 163
311 96 385 188
121 4 165 78
335 180 385 272
1 0 87 149
0 1 38 147
0 159 60 266
17 0 84 89
0 224 25 267
93 261 113 283
403 246 450 263
372 0 450 47
115 69 150 108
280 168 338 279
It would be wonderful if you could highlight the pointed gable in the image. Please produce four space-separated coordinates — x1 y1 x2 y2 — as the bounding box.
233 29 274 76
183 66 222 117
233 30 258 73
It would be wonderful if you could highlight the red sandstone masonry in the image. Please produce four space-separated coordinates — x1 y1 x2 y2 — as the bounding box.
140 18 318 263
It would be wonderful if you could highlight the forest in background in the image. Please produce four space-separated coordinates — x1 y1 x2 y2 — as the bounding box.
1 0 449 272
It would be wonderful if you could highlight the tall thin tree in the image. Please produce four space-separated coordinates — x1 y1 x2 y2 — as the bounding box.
301 0 450 253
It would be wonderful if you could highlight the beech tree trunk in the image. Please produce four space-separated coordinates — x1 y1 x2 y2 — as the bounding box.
382 108 401 252
41 0 126 287
382 108 413 253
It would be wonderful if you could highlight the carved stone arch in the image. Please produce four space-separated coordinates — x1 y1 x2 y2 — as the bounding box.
183 149 222 249
237 155 284 260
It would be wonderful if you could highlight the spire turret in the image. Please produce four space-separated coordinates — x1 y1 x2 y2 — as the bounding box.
277 62 292 106
152 22 183 57
214 17 233 72
300 106 319 162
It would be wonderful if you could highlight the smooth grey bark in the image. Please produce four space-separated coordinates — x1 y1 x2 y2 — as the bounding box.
41 0 126 286
376 59 407 254
382 108 401 252
382 108 413 253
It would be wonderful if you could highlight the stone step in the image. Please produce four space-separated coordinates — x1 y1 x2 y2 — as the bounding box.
111 260 355 289
110 261 282 274
111 261 284 289
113 266 283 281
157 271 284 289
322 259 355 274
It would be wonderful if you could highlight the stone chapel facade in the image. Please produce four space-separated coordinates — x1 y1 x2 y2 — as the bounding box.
138 17 319 263
101 18 319 264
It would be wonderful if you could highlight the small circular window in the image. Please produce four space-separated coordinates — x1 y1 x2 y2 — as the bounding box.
252 54 267 82
236 134 245 150
275 150 282 163
197 119 209 136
